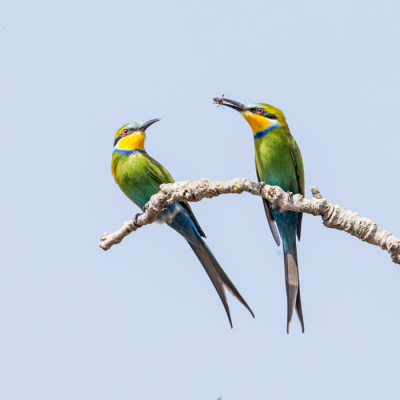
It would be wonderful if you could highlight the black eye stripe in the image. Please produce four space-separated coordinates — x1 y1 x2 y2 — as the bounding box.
252 109 278 120
114 129 132 146
114 136 122 146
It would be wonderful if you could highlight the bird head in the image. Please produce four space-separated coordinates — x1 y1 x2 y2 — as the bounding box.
216 98 287 136
113 118 160 150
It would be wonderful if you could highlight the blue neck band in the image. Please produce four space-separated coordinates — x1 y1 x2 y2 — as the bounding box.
114 148 147 156
253 125 277 140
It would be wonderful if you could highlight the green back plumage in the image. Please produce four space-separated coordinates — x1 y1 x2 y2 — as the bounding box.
112 150 205 237
112 151 169 209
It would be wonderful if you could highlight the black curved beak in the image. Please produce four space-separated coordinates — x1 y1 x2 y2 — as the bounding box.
138 118 161 131
213 98 250 112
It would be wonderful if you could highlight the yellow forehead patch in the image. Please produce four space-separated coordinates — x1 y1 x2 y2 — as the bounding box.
118 132 146 150
242 112 271 134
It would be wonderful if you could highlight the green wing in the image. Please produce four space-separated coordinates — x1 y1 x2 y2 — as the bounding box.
289 134 305 240
289 135 305 196
146 155 206 238
145 155 175 185
256 166 281 246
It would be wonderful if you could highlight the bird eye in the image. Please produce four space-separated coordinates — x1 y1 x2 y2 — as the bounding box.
123 129 128 135
256 108 264 114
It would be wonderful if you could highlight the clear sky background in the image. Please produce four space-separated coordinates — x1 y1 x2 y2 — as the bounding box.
1 0 400 399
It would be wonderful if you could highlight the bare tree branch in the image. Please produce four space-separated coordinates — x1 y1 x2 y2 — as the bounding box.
99 178 400 264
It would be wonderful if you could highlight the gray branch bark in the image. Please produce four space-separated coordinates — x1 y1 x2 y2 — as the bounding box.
99 178 400 264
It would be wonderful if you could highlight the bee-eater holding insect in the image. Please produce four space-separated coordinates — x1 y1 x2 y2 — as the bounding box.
214 98 305 333
111 118 254 327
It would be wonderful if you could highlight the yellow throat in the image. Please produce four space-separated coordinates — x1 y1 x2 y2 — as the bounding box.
117 132 146 150
242 112 272 135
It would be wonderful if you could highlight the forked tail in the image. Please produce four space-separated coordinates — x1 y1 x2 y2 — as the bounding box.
284 242 304 333
188 237 255 328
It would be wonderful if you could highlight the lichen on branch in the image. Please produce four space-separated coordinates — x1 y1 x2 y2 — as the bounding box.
99 178 400 264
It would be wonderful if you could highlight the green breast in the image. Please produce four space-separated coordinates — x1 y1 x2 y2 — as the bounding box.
254 130 299 193
112 151 161 209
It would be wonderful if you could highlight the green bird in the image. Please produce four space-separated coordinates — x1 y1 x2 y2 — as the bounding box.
219 99 305 333
111 118 254 327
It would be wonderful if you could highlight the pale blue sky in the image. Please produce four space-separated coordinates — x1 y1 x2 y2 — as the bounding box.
1 0 400 399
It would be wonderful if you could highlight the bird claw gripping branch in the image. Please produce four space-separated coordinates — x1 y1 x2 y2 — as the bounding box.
133 213 141 228
257 182 266 193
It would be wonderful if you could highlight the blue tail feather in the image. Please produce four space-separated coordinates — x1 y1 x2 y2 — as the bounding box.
165 201 255 325
166 202 201 246
271 207 298 253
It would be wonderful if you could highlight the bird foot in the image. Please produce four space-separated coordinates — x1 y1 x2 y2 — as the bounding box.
257 182 266 193
133 213 141 227
287 191 293 202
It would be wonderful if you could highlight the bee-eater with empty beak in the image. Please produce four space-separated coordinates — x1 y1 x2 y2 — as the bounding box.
218 99 305 333
111 118 254 327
